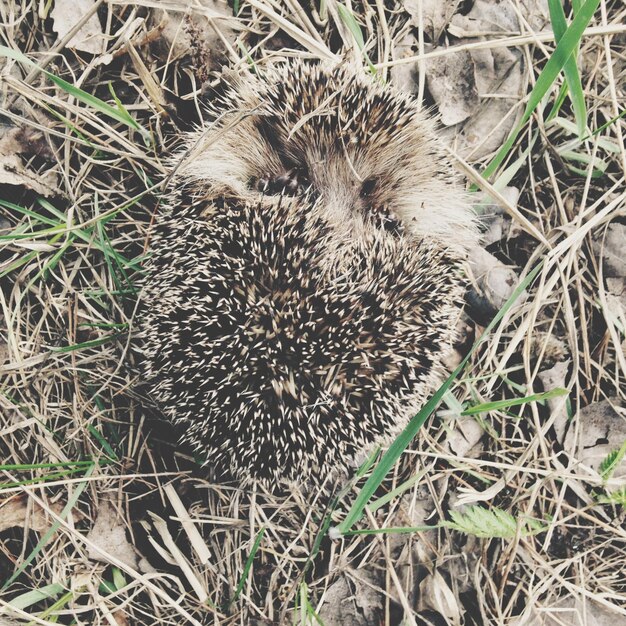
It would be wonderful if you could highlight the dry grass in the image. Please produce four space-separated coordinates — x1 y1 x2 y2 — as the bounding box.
0 1 625 625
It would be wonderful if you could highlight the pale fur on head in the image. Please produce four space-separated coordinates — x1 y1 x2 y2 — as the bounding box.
174 59 477 253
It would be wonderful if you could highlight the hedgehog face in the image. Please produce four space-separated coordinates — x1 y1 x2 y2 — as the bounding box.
180 61 475 252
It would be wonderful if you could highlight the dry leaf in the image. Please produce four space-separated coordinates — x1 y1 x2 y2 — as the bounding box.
564 398 626 478
602 278 626 364
51 0 106 55
424 0 546 158
468 247 524 318
0 127 58 197
405 0 461 41
86 499 140 570
438 45 524 158
449 0 548 38
537 359 571 442
480 213 511 246
417 570 462 625
463 47 523 155
447 415 485 458
606 277 626 311
152 0 240 82
390 30 420 95
595 224 626 278
0 495 65 533
426 50 478 126
112 610 131 626
318 569 382 626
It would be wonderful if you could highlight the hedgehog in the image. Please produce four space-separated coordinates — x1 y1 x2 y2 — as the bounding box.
135 59 477 487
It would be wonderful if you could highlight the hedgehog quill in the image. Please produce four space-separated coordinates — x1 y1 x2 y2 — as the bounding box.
136 60 477 487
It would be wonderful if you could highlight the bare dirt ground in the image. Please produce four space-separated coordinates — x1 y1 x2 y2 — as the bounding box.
0 1 625 624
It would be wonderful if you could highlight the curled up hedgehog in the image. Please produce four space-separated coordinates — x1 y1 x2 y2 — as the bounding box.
136 59 477 487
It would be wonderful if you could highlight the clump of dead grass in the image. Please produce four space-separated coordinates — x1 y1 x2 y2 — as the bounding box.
0 1 625 625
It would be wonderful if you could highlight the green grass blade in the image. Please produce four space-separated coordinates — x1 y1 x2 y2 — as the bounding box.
237 41 257 73
108 82 138 127
25 236 74 291
99 579 116 595
355 446 381 478
0 230 66 281
38 589 74 619
0 461 96 471
336 5 376 74
87 424 119 461
461 388 568 416
295 583 324 626
229 527 266 607
548 0 587 137
0 45 149 138
0 466 91 489
50 333 123 353
559 149 608 177
547 81 570 122
8 582 65 610
335 262 544 535
482 0 600 180
367 468 428 514
549 0 570 48
589 107 626 139
37 198 139 271
343 511 548 538
337 4 365 49
0 199 58 227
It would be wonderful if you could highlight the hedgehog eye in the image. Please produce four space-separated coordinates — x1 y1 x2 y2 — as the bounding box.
360 178 377 198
